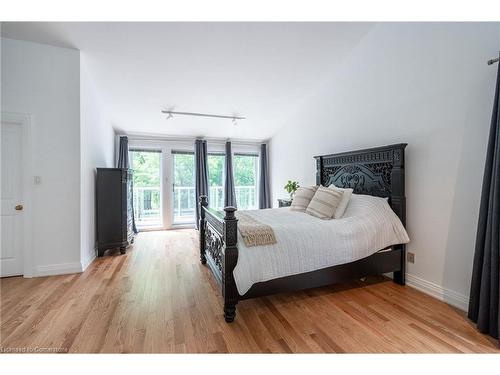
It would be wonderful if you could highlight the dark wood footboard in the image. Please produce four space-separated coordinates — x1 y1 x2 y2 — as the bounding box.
199 196 240 322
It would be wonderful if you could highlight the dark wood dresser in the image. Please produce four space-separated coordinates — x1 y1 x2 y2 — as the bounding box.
96 168 134 256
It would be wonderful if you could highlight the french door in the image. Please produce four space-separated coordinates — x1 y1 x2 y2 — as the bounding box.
128 139 195 230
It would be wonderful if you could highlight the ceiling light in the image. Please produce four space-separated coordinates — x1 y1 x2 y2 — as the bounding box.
161 110 245 124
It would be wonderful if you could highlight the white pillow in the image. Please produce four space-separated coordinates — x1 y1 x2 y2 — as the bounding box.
328 185 353 219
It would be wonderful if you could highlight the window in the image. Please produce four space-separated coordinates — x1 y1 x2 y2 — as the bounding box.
130 149 162 228
206 151 259 211
234 153 258 210
172 151 195 224
207 153 225 210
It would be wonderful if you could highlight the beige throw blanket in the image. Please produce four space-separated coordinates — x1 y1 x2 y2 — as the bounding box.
235 211 277 247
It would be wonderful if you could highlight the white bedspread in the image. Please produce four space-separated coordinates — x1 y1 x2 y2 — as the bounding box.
233 194 410 295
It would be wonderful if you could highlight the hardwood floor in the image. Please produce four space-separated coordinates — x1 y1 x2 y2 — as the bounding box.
1 230 498 353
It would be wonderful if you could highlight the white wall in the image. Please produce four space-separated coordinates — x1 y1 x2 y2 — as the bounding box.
80 57 115 269
1 37 81 275
269 23 500 310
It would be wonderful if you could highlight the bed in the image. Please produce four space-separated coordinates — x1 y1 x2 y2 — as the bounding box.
199 143 408 322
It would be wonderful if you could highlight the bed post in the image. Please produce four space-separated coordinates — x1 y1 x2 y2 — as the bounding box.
316 156 323 185
199 195 208 265
222 206 239 322
391 144 407 285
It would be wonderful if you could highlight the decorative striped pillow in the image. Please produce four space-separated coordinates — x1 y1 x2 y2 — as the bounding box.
306 186 344 219
328 185 353 219
289 186 318 212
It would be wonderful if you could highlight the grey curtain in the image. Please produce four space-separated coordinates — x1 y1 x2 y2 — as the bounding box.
259 143 271 209
195 139 209 229
224 142 237 208
468 56 500 342
117 136 138 234
117 136 130 168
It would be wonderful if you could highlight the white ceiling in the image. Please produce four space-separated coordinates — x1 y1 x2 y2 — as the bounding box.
1 22 374 140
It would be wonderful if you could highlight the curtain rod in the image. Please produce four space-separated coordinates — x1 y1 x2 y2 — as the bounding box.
120 132 268 146
161 110 245 121
488 57 499 65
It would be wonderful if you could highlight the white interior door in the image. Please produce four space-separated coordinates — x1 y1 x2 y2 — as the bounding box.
1 120 24 277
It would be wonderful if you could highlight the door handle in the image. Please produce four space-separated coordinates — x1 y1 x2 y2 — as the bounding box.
15 204 23 211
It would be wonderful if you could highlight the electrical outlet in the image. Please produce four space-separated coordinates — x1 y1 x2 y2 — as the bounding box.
407 252 415 264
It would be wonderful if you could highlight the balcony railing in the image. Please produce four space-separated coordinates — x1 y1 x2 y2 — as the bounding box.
134 185 257 226
205 185 257 211
173 186 196 223
173 186 257 223
133 186 161 226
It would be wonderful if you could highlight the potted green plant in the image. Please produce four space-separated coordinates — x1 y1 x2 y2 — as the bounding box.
284 180 299 200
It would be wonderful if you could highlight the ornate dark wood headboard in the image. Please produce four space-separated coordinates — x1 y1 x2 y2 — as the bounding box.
314 143 407 225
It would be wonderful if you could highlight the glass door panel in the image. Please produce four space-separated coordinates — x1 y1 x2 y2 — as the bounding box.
234 153 258 210
207 153 225 210
130 149 162 229
173 152 195 224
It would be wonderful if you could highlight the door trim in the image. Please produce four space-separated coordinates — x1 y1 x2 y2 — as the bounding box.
1 112 34 277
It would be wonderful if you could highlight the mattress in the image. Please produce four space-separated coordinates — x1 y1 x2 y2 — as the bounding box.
233 193 410 295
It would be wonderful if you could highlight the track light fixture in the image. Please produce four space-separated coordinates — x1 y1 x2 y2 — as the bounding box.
161 110 245 125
